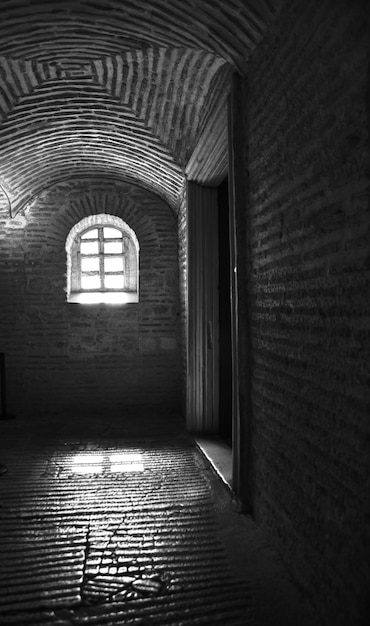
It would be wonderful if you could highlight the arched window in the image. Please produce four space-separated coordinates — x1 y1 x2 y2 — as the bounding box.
65 214 139 304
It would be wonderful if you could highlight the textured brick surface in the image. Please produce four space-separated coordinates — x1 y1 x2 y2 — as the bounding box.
241 1 370 624
177 189 187 415
0 50 220 212
0 1 279 214
0 1 276 66
0 180 181 416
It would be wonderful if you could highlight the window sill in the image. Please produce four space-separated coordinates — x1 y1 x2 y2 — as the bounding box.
68 292 139 304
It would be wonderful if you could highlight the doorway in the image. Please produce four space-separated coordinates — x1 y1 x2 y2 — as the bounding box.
218 178 232 447
186 179 234 488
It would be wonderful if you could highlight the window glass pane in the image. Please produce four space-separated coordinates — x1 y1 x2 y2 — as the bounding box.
81 257 100 272
81 274 101 290
81 241 99 255
104 274 124 289
104 241 122 254
104 227 122 239
104 257 124 273
81 229 98 240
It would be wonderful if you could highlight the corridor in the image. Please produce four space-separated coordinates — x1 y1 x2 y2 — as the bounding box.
0 2 368 624
0 412 313 626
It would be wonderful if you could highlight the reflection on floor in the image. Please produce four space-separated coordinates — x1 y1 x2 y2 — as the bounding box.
0 411 315 626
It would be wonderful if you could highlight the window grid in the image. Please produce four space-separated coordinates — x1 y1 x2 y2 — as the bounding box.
78 227 127 292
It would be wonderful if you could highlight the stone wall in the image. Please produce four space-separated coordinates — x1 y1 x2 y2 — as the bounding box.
0 179 181 417
244 1 369 624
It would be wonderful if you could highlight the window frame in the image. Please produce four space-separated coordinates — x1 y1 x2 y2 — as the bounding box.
65 214 139 305
77 226 128 293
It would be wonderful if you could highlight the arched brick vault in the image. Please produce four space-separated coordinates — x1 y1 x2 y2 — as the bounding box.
0 0 280 217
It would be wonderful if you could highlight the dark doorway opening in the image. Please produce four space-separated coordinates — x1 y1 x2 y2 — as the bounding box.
218 178 232 446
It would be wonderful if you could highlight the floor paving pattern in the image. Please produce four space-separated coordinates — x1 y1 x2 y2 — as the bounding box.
0 413 314 626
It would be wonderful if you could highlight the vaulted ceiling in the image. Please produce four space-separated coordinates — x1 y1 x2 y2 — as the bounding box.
0 0 280 216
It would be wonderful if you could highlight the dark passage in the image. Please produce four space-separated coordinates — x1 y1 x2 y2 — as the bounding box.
218 178 233 447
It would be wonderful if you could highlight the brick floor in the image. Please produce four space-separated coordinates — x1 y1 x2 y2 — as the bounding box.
0 412 315 625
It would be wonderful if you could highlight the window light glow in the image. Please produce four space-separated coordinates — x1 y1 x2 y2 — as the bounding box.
73 454 104 474
104 257 124 272
81 241 99 255
104 274 124 289
74 465 103 475
81 229 98 239
81 275 101 290
68 291 139 304
72 452 144 474
104 241 123 254
104 227 122 239
110 452 144 473
81 257 100 272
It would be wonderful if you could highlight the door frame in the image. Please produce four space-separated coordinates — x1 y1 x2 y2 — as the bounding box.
228 73 253 510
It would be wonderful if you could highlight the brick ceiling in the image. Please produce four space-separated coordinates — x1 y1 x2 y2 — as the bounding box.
0 0 279 216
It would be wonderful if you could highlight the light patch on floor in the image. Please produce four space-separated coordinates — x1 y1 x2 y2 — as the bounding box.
72 451 144 474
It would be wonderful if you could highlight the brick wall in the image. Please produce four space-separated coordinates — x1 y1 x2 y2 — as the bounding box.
0 179 181 417
177 185 187 415
243 1 369 624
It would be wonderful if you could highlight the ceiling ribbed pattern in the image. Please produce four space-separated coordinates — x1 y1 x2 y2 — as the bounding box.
186 65 233 186
0 1 280 216
90 49 225 165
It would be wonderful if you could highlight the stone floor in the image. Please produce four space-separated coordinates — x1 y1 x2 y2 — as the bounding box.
0 411 315 626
